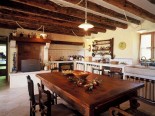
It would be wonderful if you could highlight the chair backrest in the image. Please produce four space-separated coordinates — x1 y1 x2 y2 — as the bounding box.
27 75 35 105
38 83 51 116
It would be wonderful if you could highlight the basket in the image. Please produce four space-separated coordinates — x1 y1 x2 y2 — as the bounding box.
110 61 119 65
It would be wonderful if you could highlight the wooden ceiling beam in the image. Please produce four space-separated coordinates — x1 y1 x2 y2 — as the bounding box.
10 0 127 29
0 4 115 30
0 9 106 33
102 0 155 23
0 19 91 36
63 0 140 25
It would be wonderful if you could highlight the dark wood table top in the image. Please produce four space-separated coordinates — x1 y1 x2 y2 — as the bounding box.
36 71 144 116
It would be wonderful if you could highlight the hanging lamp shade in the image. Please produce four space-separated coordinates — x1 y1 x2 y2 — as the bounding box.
78 0 94 31
78 20 94 31
137 22 147 33
137 29 147 33
40 25 47 39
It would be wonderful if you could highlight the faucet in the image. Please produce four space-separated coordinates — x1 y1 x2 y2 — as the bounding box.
141 56 148 67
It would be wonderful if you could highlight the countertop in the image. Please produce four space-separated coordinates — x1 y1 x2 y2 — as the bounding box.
50 60 127 68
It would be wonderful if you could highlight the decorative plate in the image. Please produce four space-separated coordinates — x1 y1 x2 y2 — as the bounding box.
118 42 126 50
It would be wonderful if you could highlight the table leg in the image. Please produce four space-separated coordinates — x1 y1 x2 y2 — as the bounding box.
84 107 94 116
129 98 140 110
129 92 140 110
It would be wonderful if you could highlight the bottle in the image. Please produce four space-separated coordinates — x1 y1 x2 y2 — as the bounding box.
44 65 48 71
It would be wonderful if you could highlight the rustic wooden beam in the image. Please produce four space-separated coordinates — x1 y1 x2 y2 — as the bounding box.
0 19 91 36
0 3 115 30
63 0 140 25
0 22 17 30
0 12 100 34
9 0 127 29
102 0 155 23
0 9 106 33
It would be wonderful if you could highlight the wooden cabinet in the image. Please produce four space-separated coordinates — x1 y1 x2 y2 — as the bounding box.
92 38 114 59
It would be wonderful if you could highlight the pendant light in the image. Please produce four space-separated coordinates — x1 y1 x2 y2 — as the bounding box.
40 25 47 39
137 22 147 33
78 0 94 31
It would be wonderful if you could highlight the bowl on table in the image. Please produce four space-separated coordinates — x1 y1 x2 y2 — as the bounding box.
73 70 90 80
62 70 73 76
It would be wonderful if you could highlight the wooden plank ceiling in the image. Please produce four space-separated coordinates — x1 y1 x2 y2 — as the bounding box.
0 0 155 36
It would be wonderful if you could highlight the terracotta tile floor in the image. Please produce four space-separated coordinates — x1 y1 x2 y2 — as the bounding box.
0 78 155 116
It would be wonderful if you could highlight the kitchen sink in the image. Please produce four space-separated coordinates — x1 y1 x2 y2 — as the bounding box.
124 65 155 76
128 65 155 69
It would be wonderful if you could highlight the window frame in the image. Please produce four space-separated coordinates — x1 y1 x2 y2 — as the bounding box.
139 32 155 61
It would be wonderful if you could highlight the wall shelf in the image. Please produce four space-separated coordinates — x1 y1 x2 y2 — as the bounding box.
92 38 114 58
9 35 51 44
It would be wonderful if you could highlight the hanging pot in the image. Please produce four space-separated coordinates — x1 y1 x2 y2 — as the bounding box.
92 53 95 57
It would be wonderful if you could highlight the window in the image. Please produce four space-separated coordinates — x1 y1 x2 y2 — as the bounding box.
140 32 155 60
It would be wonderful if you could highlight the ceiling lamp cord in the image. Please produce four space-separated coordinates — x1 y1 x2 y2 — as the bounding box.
78 0 94 31
15 21 43 31
123 10 129 22
122 10 140 29
77 0 83 5
15 21 24 29
85 0 87 24
43 25 44 33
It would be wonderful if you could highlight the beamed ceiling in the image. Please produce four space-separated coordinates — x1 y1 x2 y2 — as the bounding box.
0 0 155 36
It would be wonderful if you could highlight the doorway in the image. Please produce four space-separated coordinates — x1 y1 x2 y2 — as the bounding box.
0 36 8 82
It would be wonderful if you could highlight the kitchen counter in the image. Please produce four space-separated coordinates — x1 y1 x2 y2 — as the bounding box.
50 61 74 63
50 60 127 67
50 61 127 73
76 61 127 68
123 65 155 103
124 65 155 80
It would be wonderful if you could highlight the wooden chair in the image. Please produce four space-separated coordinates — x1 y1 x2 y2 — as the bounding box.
27 75 39 116
27 76 56 116
108 67 123 79
37 83 80 116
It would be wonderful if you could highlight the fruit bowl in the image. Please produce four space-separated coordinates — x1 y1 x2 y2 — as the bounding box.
62 70 73 76
73 70 90 79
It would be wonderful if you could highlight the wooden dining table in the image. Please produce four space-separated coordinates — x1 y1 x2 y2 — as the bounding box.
36 71 144 116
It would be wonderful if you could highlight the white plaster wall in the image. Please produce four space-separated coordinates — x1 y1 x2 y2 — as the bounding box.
84 20 155 64
48 44 84 61
0 28 14 73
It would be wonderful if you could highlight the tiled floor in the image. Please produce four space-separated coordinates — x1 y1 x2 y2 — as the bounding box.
0 78 155 116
